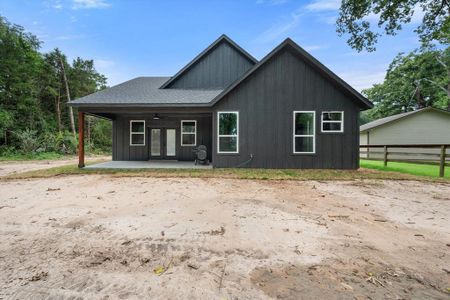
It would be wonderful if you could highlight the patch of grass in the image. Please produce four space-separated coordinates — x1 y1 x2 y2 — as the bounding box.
3 162 448 182
360 159 450 179
0 152 67 161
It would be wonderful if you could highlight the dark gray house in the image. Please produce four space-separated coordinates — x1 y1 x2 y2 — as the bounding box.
70 35 373 169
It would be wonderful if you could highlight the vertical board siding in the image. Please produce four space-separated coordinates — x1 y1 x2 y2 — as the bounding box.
167 41 254 89
212 47 360 169
113 114 212 161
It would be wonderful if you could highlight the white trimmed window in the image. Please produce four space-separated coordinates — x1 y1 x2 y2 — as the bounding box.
321 111 344 133
181 120 197 146
293 111 315 154
130 120 145 146
217 112 238 153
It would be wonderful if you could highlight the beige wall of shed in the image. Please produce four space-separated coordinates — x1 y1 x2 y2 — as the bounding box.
359 110 450 160
362 110 450 145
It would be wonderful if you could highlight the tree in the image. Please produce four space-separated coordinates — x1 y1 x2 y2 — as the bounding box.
362 47 450 122
336 0 450 52
57 50 76 137
0 15 111 154
0 16 44 145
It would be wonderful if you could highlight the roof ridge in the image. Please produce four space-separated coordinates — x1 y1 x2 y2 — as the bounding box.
159 34 257 89
209 37 373 109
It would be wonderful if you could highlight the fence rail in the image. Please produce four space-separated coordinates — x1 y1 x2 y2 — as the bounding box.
360 144 450 177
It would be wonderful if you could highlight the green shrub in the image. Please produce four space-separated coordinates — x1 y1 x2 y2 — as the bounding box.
14 129 40 153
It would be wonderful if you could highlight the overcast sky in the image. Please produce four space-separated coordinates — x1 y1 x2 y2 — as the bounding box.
1 0 425 91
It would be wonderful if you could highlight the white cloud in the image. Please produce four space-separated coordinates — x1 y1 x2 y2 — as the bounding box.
255 9 303 44
42 0 63 10
305 0 340 12
95 59 116 69
72 0 110 9
337 69 386 92
303 44 327 52
52 34 86 41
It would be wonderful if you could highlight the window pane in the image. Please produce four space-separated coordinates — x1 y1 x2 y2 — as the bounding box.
182 121 196 133
295 136 314 153
219 137 237 152
322 112 342 121
295 113 314 135
131 122 144 133
132 134 144 145
219 113 237 135
151 129 160 155
166 129 176 156
323 122 342 131
182 134 195 145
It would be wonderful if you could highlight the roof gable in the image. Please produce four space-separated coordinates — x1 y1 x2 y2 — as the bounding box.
210 38 373 110
160 34 257 89
360 107 450 132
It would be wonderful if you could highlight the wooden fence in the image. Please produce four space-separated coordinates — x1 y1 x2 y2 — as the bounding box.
360 144 450 177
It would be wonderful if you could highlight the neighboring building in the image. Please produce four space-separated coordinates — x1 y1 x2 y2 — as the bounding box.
360 107 450 159
70 35 373 169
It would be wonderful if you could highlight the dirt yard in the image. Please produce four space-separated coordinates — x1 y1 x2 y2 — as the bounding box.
0 175 449 299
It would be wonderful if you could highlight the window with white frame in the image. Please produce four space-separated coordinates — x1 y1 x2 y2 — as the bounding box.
321 111 343 133
181 120 196 146
293 111 315 154
217 112 238 153
130 120 145 146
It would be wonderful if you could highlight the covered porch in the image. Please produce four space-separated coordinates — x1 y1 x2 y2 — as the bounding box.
77 109 214 168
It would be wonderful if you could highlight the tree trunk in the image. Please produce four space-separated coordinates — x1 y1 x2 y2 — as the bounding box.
59 55 76 137
55 95 62 132
414 85 426 108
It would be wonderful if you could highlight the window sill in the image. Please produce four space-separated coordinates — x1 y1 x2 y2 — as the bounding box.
217 152 240 156
320 131 344 134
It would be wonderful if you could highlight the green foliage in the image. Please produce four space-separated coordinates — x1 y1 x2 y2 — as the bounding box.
0 15 111 156
89 118 112 151
337 0 450 51
362 47 450 122
14 129 40 153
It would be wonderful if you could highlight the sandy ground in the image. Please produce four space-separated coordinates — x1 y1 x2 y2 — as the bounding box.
0 175 449 299
0 156 111 177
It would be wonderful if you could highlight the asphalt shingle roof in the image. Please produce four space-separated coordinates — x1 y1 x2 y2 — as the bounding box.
69 77 223 107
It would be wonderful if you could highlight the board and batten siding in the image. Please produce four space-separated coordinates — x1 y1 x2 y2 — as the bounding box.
212 46 360 169
165 41 255 89
112 114 212 161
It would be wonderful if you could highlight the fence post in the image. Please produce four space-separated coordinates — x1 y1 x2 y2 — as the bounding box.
439 145 446 177
383 146 388 167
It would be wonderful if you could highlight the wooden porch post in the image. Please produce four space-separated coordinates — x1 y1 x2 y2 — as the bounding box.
439 145 446 178
78 111 85 168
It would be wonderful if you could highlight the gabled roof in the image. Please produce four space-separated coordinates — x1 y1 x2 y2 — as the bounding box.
159 34 258 89
360 107 450 132
69 77 222 107
210 38 373 109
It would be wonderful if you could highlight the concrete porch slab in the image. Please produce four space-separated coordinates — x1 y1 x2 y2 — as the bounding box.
84 160 213 169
